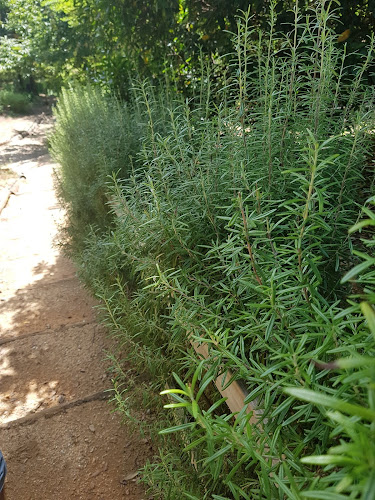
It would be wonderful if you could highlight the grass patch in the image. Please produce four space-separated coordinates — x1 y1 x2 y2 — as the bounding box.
0 90 31 114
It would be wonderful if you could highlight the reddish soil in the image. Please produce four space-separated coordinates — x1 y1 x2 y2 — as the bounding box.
0 106 154 499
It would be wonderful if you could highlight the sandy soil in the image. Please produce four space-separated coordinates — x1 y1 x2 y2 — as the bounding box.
0 105 155 499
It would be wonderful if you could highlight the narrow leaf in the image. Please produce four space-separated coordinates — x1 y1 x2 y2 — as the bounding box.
360 302 375 338
159 423 195 434
341 260 374 283
285 388 375 421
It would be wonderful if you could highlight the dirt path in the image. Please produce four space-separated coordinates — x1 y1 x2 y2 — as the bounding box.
0 109 153 499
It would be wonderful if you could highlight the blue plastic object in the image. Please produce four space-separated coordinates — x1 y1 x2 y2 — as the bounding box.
0 451 6 492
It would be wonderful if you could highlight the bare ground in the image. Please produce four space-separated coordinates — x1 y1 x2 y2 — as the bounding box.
0 106 154 499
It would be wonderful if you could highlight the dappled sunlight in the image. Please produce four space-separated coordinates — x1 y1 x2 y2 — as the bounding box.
0 98 155 500
0 252 95 338
0 133 98 427
0 374 60 424
0 249 91 426
0 348 15 377
0 247 101 427
0 255 62 301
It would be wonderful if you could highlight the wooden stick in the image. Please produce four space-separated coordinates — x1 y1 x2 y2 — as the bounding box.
190 336 261 424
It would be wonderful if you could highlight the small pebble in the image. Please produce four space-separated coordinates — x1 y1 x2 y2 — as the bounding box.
123 472 138 481
89 424 96 433
58 395 65 404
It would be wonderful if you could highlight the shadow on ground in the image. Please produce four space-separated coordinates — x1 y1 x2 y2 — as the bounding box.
0 252 105 423
0 144 49 166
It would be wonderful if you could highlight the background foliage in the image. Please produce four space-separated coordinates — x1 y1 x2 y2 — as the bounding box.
1 0 375 95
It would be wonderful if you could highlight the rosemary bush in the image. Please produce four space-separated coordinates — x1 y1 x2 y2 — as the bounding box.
50 85 143 251
53 2 375 498
286 198 375 499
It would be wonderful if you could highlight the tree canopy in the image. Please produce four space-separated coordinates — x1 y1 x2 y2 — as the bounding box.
1 0 374 93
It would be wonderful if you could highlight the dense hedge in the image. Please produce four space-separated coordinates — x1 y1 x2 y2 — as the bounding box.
52 4 375 499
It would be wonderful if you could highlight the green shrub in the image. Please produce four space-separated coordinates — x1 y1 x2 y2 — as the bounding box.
50 85 143 252
286 198 375 499
0 89 31 114
53 2 375 498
